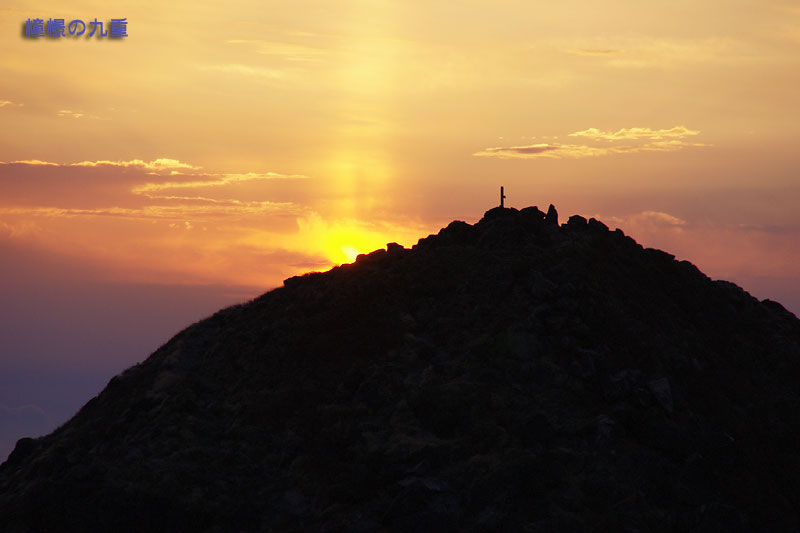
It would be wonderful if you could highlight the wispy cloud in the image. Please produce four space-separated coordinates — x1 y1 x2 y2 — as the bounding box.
475 143 603 159
133 171 308 196
560 37 765 69
564 48 622 56
0 202 299 220
641 211 687 227
605 210 687 229
0 100 23 108
1 158 199 171
226 39 330 62
475 126 708 160
474 140 707 160
57 110 84 119
476 144 564 157
569 126 700 141
197 64 287 80
0 158 307 218
72 158 200 171
126 170 310 213
1 159 59 166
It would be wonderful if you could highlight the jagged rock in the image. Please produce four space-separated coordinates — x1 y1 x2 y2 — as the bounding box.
545 203 559 225
587 217 609 232
566 214 587 228
2 205 800 532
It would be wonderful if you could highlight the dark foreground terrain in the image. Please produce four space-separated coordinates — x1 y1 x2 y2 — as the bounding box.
2 205 800 532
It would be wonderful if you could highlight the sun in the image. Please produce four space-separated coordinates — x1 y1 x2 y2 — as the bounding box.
341 245 361 263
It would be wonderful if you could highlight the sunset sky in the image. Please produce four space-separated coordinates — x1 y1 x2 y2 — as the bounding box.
1 0 799 457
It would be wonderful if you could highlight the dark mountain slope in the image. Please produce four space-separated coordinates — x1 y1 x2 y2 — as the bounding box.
2 205 800 532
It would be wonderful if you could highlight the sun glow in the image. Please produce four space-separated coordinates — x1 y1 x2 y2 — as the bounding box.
324 228 381 265
341 245 361 263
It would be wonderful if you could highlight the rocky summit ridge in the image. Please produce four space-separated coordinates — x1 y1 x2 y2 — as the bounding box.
2 205 800 532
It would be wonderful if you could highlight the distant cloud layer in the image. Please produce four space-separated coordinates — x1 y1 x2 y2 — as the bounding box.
474 126 707 159
568 126 700 141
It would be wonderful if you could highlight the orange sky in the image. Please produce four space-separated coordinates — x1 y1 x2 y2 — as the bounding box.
1 0 800 298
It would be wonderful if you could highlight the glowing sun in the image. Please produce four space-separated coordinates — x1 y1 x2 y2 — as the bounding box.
341 245 361 263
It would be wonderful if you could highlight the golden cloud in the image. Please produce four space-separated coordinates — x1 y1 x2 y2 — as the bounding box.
474 140 707 160
476 125 707 159
627 211 687 227
133 171 308 195
0 158 199 171
57 110 84 119
72 158 200 171
568 126 700 141
0 159 59 166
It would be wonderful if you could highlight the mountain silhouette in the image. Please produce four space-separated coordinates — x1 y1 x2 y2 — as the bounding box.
2 205 800 532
